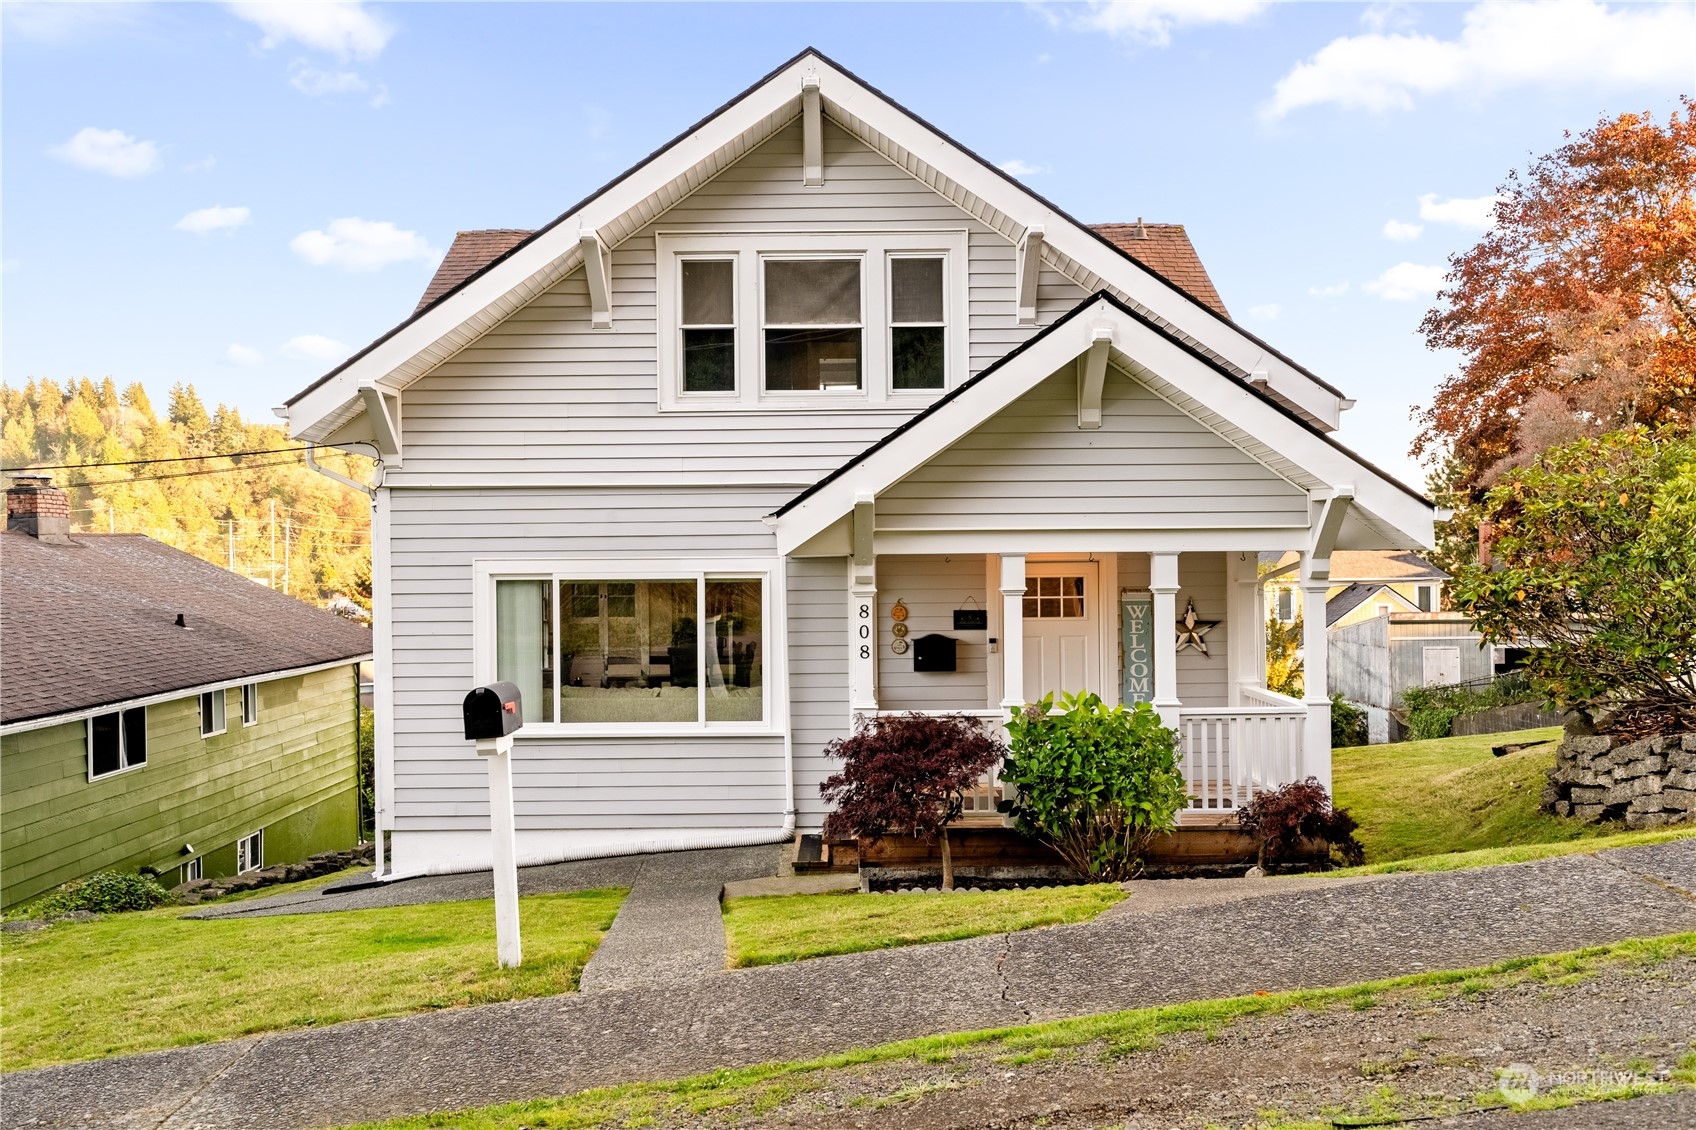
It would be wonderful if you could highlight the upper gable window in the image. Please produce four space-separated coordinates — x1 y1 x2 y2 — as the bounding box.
657 232 966 411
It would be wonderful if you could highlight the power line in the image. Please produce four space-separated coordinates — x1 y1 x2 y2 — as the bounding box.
63 457 306 489
3 445 317 474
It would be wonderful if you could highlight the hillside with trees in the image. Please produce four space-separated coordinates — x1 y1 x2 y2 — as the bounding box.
2 378 372 610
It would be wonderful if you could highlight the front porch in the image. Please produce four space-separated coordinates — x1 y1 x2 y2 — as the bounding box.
851 549 1331 825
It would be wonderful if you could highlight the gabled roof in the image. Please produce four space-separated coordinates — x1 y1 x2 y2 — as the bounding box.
1 533 372 726
1325 582 1419 627
411 222 1233 321
768 290 1434 556
284 48 1348 444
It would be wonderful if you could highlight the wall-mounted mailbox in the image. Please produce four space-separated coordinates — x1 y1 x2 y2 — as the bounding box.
913 633 957 673
463 681 524 741
953 609 988 631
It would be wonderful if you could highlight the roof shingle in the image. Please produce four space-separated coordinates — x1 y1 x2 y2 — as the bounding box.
415 230 534 313
1089 223 1229 319
2 533 373 725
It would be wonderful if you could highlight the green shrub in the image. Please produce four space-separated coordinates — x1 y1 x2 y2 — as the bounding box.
1331 694 1368 748
1401 672 1540 740
31 871 170 917
358 705 375 839
1001 692 1187 881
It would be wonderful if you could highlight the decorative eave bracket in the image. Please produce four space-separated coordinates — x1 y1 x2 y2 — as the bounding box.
1016 225 1044 326
357 377 402 465
801 76 824 187
579 228 613 330
1305 486 1355 582
852 491 875 586
1077 325 1113 429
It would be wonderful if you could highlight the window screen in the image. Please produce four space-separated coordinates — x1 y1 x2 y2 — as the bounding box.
764 259 862 392
890 256 944 390
681 259 735 393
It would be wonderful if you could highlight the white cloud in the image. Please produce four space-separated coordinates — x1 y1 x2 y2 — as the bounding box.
999 159 1047 178
1265 1 1693 118
1381 219 1423 241
1363 262 1446 301
1056 0 1271 47
1248 303 1281 321
290 62 368 96
183 155 218 173
3 1 143 41
50 127 161 178
289 217 442 272
280 334 349 362
1308 281 1350 297
1418 192 1502 231
228 1 393 60
176 205 252 234
225 344 263 366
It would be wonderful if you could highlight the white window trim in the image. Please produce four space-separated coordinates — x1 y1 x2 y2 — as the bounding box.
237 830 263 874
656 230 968 412
86 706 146 782
887 251 950 398
473 557 788 739
200 690 227 738
759 251 866 397
241 683 260 727
184 856 203 883
676 254 741 400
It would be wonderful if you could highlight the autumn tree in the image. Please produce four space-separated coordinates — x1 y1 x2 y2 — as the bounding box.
1415 99 1696 491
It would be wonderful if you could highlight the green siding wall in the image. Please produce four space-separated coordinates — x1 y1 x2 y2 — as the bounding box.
1 665 361 909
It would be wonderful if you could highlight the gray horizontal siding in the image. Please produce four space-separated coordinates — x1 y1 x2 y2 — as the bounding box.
876 554 989 711
787 556 850 830
393 118 1087 482
1119 552 1230 709
878 369 1308 531
388 486 788 832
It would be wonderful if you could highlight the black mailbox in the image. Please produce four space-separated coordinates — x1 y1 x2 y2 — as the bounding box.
463 682 524 740
912 633 957 673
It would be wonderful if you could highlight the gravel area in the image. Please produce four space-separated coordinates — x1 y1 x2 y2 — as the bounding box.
5 841 1693 1129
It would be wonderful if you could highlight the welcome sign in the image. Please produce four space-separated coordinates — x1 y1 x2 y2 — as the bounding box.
1121 592 1154 704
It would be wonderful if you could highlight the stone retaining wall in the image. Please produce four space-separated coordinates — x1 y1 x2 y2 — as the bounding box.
1542 732 1696 828
170 843 375 904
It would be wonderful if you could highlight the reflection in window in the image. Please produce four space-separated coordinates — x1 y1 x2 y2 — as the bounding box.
560 580 698 724
705 579 763 722
764 259 862 391
681 259 735 393
496 579 554 723
890 256 945 390
1022 575 1085 619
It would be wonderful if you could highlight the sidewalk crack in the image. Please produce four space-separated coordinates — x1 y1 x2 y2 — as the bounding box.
150 1034 265 1130
1592 851 1696 904
995 932 1031 1023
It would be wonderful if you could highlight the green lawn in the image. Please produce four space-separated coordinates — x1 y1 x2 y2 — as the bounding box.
346 934 1696 1130
0 889 626 1071
1326 825 1696 877
722 884 1125 967
1332 726 1641 864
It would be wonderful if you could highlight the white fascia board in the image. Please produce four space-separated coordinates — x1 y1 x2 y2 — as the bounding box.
811 60 1343 428
288 63 813 443
770 296 1432 555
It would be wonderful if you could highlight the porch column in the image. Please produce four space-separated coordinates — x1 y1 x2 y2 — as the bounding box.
848 495 878 715
1150 553 1181 728
998 554 1026 710
1301 553 1333 792
1226 551 1261 706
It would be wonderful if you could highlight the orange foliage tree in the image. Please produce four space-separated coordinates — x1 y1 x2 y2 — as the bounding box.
1415 98 1696 489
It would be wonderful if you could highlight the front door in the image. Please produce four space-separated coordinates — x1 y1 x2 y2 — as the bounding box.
1022 563 1099 703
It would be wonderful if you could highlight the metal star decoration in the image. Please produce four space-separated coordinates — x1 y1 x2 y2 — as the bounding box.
1175 597 1216 656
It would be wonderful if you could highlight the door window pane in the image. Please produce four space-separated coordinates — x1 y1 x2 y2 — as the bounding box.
705 579 763 722
496 579 554 723
1023 576 1086 619
559 580 699 724
681 259 735 394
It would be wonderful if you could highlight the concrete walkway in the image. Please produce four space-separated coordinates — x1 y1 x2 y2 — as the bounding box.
4 840 1693 1130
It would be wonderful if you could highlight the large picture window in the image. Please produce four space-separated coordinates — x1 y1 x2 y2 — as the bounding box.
88 706 146 779
485 565 769 730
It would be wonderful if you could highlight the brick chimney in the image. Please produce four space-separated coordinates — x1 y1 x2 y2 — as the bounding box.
7 475 73 544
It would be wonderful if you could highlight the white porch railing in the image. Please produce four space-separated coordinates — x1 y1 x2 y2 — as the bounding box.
1176 704 1305 817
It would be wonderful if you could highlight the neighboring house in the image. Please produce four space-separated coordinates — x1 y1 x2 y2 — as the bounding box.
0 477 373 909
1265 549 1448 629
1328 613 1505 743
280 50 1436 879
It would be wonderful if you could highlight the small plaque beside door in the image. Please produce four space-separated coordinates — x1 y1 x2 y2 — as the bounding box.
953 609 988 631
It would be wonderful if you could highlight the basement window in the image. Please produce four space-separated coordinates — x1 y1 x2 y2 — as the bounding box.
237 831 263 874
87 707 147 780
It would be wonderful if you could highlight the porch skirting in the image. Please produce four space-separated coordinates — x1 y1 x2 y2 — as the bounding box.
386 824 793 880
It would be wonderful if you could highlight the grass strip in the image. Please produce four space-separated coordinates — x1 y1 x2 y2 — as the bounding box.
345 932 1696 1130
0 888 626 1071
1321 825 1696 877
722 883 1125 967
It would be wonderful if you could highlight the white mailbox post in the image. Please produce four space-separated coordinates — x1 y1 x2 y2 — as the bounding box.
464 682 523 968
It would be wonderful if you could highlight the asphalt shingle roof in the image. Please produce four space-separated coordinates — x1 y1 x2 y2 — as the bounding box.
414 230 534 313
1 532 373 725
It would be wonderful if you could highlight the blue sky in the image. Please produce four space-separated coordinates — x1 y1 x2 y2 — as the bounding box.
4 1 1692 487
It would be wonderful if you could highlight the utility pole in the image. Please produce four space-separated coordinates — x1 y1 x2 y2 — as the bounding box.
283 518 291 594
269 500 278 588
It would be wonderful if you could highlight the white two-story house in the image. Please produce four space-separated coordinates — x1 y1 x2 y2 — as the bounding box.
283 49 1435 878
